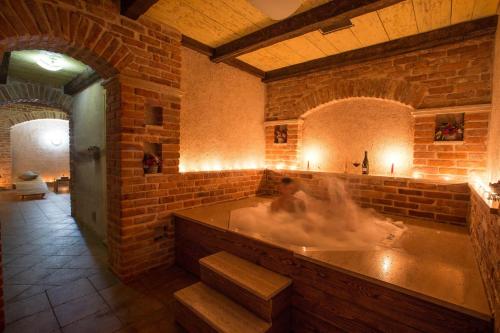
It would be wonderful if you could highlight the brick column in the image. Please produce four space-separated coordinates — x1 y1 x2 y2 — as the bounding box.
103 74 182 279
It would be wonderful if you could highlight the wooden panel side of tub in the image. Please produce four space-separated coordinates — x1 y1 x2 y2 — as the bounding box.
174 217 492 333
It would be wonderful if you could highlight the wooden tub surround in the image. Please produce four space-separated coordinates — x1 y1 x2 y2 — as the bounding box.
174 198 493 333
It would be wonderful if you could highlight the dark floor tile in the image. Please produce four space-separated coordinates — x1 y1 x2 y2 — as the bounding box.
4 309 60 333
47 278 96 306
53 292 109 327
61 311 122 333
6 292 51 323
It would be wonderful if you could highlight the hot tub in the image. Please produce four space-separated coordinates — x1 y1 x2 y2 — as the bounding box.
174 196 493 332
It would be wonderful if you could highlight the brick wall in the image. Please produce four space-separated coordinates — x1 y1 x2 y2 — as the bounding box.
0 104 68 188
469 187 499 328
264 170 470 225
266 34 494 121
0 0 186 282
264 35 494 181
0 82 73 112
413 110 490 180
265 122 302 169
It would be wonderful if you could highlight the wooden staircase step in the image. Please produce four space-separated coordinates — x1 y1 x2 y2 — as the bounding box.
200 251 292 322
200 251 292 300
174 282 272 333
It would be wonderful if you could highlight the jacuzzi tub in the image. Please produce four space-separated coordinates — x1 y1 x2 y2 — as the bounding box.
173 196 493 332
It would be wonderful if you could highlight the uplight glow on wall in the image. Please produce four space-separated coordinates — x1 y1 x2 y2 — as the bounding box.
179 160 263 173
43 130 67 149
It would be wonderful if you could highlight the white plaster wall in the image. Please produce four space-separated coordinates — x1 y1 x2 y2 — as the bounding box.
71 82 107 241
11 119 69 181
180 47 265 171
302 98 414 176
488 17 500 183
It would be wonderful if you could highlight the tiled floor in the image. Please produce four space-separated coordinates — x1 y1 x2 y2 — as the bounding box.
0 192 195 332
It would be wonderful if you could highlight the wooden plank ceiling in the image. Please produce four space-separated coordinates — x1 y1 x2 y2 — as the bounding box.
144 0 499 71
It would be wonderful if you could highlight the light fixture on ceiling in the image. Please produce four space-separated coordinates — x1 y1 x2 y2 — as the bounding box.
35 51 66 72
248 0 303 20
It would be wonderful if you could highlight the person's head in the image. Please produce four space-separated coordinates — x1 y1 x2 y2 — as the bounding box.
279 177 298 196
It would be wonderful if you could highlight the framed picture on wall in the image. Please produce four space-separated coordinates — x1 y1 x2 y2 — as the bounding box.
434 113 464 142
274 125 288 144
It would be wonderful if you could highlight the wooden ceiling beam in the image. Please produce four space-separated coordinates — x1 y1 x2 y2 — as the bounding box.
181 36 265 79
211 0 404 63
64 70 101 96
120 0 159 20
0 52 11 85
263 15 498 83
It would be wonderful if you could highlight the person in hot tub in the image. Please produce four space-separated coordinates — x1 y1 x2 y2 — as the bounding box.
271 177 306 214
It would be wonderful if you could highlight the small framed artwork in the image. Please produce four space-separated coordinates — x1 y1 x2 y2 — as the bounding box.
434 113 464 142
274 125 288 144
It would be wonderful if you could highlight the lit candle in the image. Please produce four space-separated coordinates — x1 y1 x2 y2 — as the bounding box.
390 163 394 176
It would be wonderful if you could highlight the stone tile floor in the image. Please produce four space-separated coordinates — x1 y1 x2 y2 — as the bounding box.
0 192 195 332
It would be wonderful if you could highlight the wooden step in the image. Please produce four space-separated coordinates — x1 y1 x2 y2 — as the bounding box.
174 282 272 333
200 251 292 322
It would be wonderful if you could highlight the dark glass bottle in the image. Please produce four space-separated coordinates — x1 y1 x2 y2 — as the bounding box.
362 151 369 175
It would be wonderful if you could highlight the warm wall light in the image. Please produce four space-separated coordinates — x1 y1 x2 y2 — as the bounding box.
412 171 422 179
383 150 403 175
304 146 321 170
35 51 66 71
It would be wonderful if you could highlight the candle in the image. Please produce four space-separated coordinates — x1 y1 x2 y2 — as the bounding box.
390 163 394 175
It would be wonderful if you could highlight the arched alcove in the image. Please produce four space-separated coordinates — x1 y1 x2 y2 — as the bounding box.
301 97 414 177
11 119 69 182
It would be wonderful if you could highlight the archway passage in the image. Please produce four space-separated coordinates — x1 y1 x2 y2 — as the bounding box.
0 0 186 285
0 104 68 188
11 118 70 183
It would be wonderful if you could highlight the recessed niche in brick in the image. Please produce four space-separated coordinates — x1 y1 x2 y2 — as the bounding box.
143 142 162 174
145 105 163 126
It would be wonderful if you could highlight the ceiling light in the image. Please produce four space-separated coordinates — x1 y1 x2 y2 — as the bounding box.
249 0 303 20
35 51 66 71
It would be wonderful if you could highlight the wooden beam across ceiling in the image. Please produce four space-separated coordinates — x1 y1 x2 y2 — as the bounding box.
0 52 11 85
121 0 159 20
263 15 498 82
211 0 404 63
64 70 101 95
181 36 265 79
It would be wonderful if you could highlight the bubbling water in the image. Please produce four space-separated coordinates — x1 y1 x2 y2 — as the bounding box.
229 179 406 251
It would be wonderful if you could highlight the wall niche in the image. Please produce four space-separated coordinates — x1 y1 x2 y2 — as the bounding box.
143 142 162 174
145 104 163 127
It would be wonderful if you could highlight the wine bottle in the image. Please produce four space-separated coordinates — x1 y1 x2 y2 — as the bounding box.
362 151 369 175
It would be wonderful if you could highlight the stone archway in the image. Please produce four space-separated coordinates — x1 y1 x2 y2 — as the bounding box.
6 108 69 127
0 82 73 113
295 79 424 119
0 0 184 295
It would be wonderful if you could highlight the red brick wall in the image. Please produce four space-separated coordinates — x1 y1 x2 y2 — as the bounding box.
0 82 72 112
266 35 494 121
265 122 302 169
264 170 470 225
469 188 499 330
264 35 494 182
413 111 490 180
